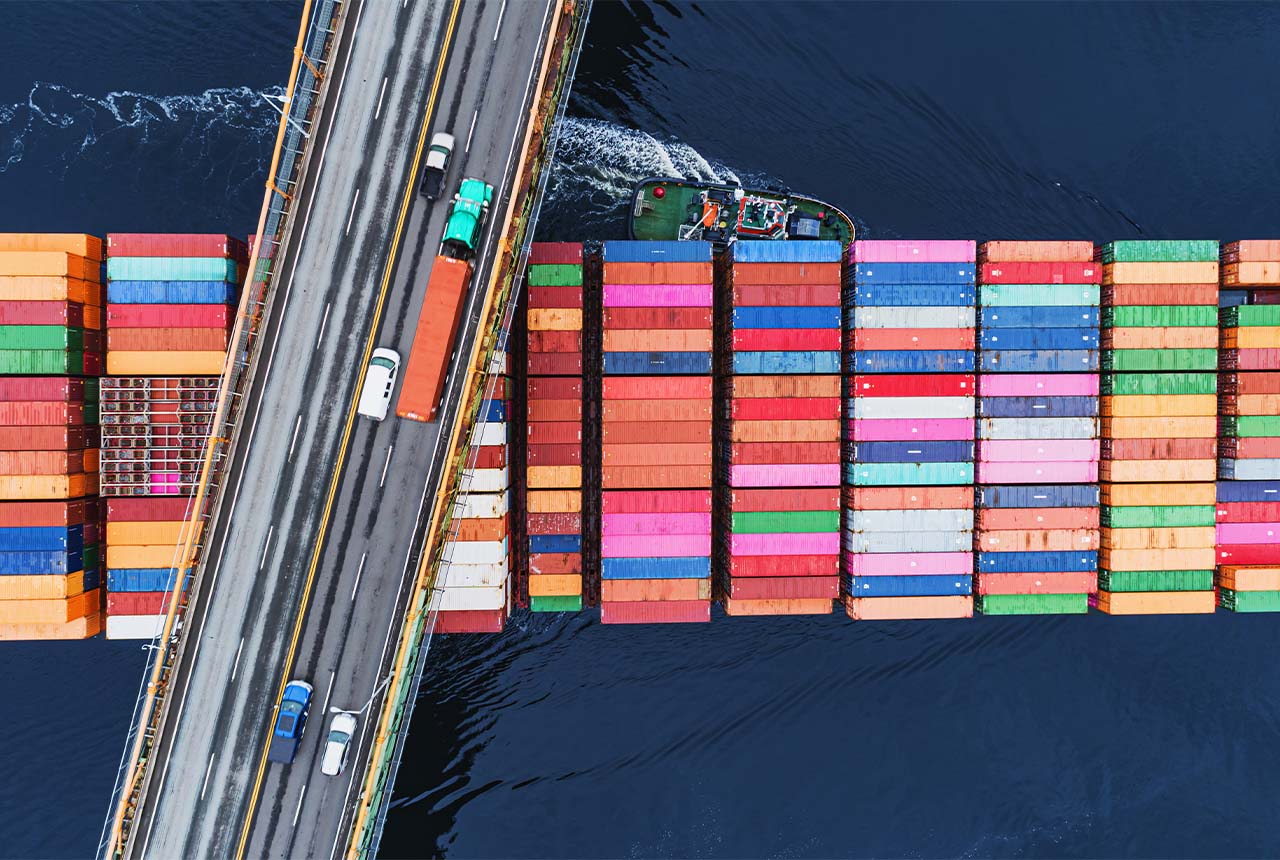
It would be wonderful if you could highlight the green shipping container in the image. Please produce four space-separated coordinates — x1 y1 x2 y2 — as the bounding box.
530 594 582 612
0 325 85 350
1102 505 1216 529
1219 305 1280 327
82 544 100 573
1104 305 1218 328
0 350 88 375
979 284 1101 307
1101 372 1216 396
528 264 584 287
1102 349 1217 372
731 510 840 534
1097 569 1214 592
1101 240 1219 263
106 256 239 282
1223 415 1280 437
976 593 1088 615
1218 589 1280 613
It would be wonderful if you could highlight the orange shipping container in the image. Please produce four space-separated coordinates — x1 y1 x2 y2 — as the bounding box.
602 399 711 422
527 308 583 331
526 489 581 513
602 261 712 285
1100 459 1216 483
603 443 711 467
1101 327 1217 350
1232 393 1280 415
980 241 1095 262
0 588 100 624
731 420 840 443
731 261 842 285
602 421 710 444
1101 526 1215 550
0 612 102 641
1104 283 1218 307
0 572 92 600
603 329 713 352
603 377 712 399
0 233 103 260
723 597 833 616
1222 240 1280 262
0 252 98 280
1101 416 1217 439
83 304 102 330
0 473 94 499
978 507 1099 531
527 465 582 489
452 517 509 542
846 485 974 510
1101 482 1215 507
106 520 194 545
108 351 225 375
602 465 711 489
1103 261 1219 284
527 574 582 597
601 578 710 602
1099 547 1216 571
107 327 230 352
843 595 972 620
397 257 472 422
729 375 841 398
977 528 1098 552
1217 566 1280 591
1221 262 1280 285
1094 590 1215 615
1100 394 1217 417
107 545 183 568
0 451 85 476
526 399 582 422
1222 327 1280 349
0 276 99 304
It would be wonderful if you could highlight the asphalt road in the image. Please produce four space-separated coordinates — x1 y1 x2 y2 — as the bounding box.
127 0 556 858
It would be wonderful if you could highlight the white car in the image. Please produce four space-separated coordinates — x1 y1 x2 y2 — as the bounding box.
357 348 400 421
320 712 357 776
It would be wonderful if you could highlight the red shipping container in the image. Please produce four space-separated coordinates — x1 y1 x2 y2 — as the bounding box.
83 351 103 375
527 443 581 465
976 507 1099 531
731 397 840 421
472 445 507 469
602 489 711 514
526 398 582 422
733 328 841 351
528 552 582 575
526 512 581 534
527 330 582 353
0 450 85 475
0 499 89 527
603 377 712 399
979 261 1100 284
107 497 192 522
730 441 841 465
604 307 712 330
850 374 975 397
602 421 710 444
1221 437 1280 459
845 485 973 510
526 422 581 445
1217 544 1280 565
0 426 97 451
1221 372 1280 395
975 572 1097 595
0 301 86 327
0 402 89 426
527 353 582 376
730 487 839 511
107 591 174 617
107 304 229 329
601 261 712 285
1103 437 1216 460
733 283 841 307
0 378 87 402
1216 502 1280 523
107 233 248 261
727 554 839 577
732 262 842 286
979 241 1094 262
527 287 583 309
848 327 975 351
433 609 505 634
527 378 581 399
600 600 710 625
528 242 583 265
1102 284 1219 306
726 576 840 600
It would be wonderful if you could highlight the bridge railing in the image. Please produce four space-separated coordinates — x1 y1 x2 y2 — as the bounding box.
98 1 347 856
345 1 594 857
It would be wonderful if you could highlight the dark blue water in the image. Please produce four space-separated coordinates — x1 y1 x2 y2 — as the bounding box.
4 1 1280 857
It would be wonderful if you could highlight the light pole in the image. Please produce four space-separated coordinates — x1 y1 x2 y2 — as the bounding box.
329 674 393 717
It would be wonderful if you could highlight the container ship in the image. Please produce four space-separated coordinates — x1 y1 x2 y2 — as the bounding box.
628 177 854 247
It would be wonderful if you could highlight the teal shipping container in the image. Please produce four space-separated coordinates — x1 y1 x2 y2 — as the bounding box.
106 256 240 282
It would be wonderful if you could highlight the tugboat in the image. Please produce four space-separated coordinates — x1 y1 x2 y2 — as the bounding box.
628 177 854 247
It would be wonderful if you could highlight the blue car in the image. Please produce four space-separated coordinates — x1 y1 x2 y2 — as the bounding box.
267 679 314 764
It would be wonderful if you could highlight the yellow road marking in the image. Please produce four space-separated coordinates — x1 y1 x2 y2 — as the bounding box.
233 2 463 856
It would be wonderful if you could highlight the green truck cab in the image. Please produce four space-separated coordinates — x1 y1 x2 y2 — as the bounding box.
441 177 494 260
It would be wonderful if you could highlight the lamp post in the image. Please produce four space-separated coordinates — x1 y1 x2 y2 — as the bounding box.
329 674 392 717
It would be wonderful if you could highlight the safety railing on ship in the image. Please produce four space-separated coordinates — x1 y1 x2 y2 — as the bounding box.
97 2 346 857
345 2 594 857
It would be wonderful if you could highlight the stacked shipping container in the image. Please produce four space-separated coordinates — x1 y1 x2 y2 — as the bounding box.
717 241 842 616
1217 240 1280 611
974 242 1101 615
1097 240 1219 614
844 241 977 620
104 497 190 639
599 241 713 624
525 243 585 613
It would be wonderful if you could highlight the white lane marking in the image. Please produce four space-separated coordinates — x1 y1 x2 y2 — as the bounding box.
259 525 274 571
322 669 336 714
230 637 246 682
345 188 361 235
351 551 367 601
136 0 368 852
316 302 332 348
292 783 308 828
374 77 388 119
464 109 478 154
287 414 303 462
493 0 507 40
199 753 216 800
379 445 394 488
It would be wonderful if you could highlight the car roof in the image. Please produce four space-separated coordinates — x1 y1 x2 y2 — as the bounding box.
430 132 455 148
331 712 357 732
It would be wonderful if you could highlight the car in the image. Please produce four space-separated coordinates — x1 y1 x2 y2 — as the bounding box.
320 712 358 776
440 177 494 259
419 132 455 200
266 679 314 764
357 348 401 421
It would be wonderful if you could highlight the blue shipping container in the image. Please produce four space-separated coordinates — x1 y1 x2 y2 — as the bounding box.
979 350 1100 373
852 440 976 464
601 556 711 579
977 550 1098 574
978 396 1099 418
602 240 712 263
107 281 237 305
479 399 506 421
845 575 972 597
979 306 1100 328
855 262 976 284
977 484 1100 509
529 534 582 553
848 350 976 374
732 306 842 329
733 351 841 374
603 352 712 375
980 328 1099 351
851 284 975 307
0 549 83 575
733 240 842 264
0 525 84 552
1215 480 1280 503
107 568 183 592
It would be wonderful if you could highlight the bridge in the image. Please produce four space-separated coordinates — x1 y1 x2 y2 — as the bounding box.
99 0 589 857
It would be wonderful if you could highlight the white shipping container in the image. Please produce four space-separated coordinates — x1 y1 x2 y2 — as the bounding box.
437 561 509 588
441 538 508 565
848 508 974 533
455 489 509 519
105 614 166 640
852 306 976 330
842 529 973 554
471 421 507 447
977 416 1098 440
487 351 509 375
430 584 506 612
1222 459 1280 481
849 395 975 420
462 466 509 493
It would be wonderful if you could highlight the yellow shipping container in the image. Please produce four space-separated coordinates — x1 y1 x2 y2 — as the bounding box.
528 574 582 597
0 473 95 500
1103 261 1219 284
527 465 582 489
106 520 193 546
1100 547 1217 571
0 251 98 280
0 588 100 624
108 545 184 569
1101 416 1217 439
0 612 102 641
0 571 89 600
1217 566 1280 591
526 489 581 513
1222 327 1280 349
108 351 226 375
526 308 583 331
1095 590 1215 615
0 276 99 303
1099 459 1218 483
1100 394 1217 417
1101 526 1216 550
0 233 103 260
1222 261 1280 285
1103 327 1218 350
1101 482 1216 506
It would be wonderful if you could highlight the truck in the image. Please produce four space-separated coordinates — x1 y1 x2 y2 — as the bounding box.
395 255 473 423
266 679 313 764
418 133 455 200
440 178 494 260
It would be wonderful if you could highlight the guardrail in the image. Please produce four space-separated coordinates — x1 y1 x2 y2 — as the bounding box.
344 1 594 857
97 1 346 857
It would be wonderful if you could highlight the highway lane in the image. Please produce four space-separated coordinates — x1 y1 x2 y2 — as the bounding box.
244 0 558 857
129 0 459 856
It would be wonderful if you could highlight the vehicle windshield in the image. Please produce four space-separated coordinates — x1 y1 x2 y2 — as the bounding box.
370 357 395 370
328 730 351 744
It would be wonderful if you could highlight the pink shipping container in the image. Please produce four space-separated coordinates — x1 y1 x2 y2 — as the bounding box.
0 378 89 401
602 283 714 307
600 512 712 535
600 600 710 624
844 550 974 576
107 304 230 328
978 262 1100 284
978 374 1099 397
976 461 1098 484
602 490 711 514
729 532 841 555
1216 523 1280 543
107 233 248 260
978 439 1100 461
600 534 711 557
852 240 977 263
848 418 975 441
729 464 842 487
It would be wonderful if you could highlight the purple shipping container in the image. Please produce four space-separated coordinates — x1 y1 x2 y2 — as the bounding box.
601 534 712 557
975 461 1098 484
600 512 712 535
730 532 841 555
602 283 714 307
843 550 974 576
729 464 842 488
852 240 977 263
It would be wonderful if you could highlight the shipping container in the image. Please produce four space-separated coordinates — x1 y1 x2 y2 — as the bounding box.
397 256 472 422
